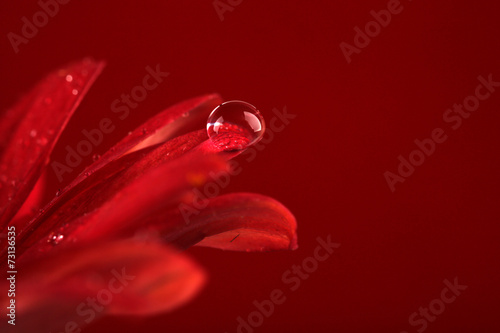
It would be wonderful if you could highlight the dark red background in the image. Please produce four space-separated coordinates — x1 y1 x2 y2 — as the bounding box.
1 0 499 332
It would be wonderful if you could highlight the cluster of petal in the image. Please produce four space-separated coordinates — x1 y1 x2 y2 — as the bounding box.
0 58 297 332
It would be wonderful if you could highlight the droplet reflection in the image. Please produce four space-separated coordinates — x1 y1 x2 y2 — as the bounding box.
206 101 265 152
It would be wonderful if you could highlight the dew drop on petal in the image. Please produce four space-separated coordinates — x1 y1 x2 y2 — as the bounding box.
29 129 37 138
92 154 101 161
48 233 64 245
65 74 73 83
72 89 79 95
206 101 265 152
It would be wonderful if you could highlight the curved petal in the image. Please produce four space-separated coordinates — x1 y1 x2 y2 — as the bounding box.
12 169 47 222
0 239 206 333
102 192 298 252
6 94 222 257
0 58 105 228
16 145 229 262
164 193 298 251
10 130 215 261
64 94 222 195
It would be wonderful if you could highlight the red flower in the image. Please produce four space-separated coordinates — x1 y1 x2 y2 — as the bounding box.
0 59 297 332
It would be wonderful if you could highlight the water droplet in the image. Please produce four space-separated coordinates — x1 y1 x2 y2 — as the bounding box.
48 233 64 245
128 131 132 136
207 101 265 152
65 74 73 82
182 112 189 118
92 154 100 161
30 129 37 138
55 189 61 197
71 89 79 95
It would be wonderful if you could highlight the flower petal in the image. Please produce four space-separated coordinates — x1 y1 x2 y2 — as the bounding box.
0 239 205 332
164 193 298 251
0 58 105 228
7 95 222 252
15 142 228 261
64 94 222 194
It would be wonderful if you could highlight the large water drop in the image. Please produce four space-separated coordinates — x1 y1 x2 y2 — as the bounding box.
206 101 265 152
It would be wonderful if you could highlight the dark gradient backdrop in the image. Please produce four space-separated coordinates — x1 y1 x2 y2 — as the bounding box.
1 0 499 332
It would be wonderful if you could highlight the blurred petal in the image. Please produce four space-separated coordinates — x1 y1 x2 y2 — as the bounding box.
0 58 105 228
8 170 48 231
17 146 228 261
14 170 47 219
0 240 205 332
10 130 208 257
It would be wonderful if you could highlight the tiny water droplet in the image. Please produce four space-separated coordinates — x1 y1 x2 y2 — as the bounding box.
207 101 265 152
7 196 12 201
92 154 101 161
30 129 37 138
55 189 61 197
182 112 189 118
65 74 73 83
48 233 64 245
128 131 132 136
72 89 79 95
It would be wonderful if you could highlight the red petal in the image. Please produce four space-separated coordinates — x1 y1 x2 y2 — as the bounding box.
65 94 222 193
16 144 228 261
0 240 205 332
13 170 47 221
164 193 298 251
7 95 221 254
0 58 105 228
